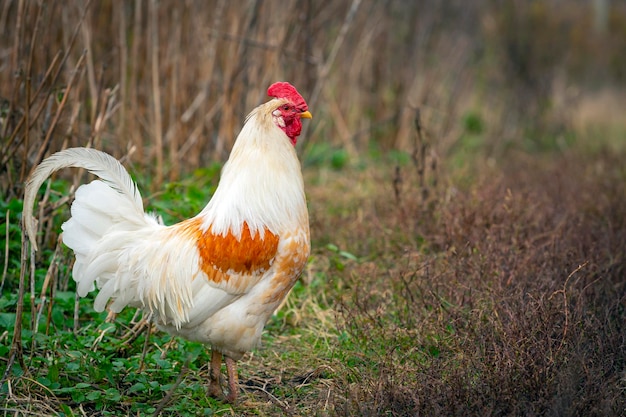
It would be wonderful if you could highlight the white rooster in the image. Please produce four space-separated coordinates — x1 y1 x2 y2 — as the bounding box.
22 82 312 403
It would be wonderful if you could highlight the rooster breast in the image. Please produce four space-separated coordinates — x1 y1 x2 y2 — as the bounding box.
157 217 310 359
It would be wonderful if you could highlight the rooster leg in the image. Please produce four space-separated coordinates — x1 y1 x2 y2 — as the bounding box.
224 356 239 403
208 349 223 399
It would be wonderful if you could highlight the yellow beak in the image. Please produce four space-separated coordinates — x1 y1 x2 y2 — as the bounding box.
300 110 312 119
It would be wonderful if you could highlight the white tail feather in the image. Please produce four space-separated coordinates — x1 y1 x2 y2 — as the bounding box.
23 147 143 250
21 147 177 320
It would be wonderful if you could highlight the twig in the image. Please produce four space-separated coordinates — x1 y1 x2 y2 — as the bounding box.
291 365 335 389
32 50 87 171
89 85 120 149
245 383 293 415
412 108 429 202
91 322 115 351
150 0 164 188
127 0 143 160
19 0 44 182
166 8 182 181
393 166 402 204
310 0 362 108
303 0 362 146
1 209 10 292
549 261 588 356
80 10 98 125
34 240 62 333
28 239 35 351
117 1 128 146
73 290 81 333
29 237 36 332
0 0 24 142
1 227 29 386
139 319 153 372
1 0 93 169
45 250 58 336
152 359 190 417
120 316 151 347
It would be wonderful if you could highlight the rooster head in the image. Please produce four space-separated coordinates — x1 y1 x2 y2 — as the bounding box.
267 82 312 145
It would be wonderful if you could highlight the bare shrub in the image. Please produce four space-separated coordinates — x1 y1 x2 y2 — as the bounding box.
327 149 626 416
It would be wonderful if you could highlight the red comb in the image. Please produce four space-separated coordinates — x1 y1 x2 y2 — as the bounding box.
267 82 308 110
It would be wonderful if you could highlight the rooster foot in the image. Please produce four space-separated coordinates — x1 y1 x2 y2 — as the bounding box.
208 349 240 403
208 381 224 400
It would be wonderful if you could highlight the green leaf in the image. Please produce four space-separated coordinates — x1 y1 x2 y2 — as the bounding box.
59 403 75 417
128 382 146 393
66 362 80 371
0 313 16 329
105 388 121 401
339 250 358 261
86 390 101 401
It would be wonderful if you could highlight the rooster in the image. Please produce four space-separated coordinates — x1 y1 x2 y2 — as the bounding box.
22 82 312 403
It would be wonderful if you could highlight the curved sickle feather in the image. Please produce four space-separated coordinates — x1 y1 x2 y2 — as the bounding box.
22 148 143 251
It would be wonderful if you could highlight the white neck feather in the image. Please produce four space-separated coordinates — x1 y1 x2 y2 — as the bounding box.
198 101 307 238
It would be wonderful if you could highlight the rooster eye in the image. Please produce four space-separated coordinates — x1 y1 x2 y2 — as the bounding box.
281 104 290 111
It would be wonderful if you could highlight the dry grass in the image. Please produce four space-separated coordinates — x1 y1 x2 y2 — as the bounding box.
309 149 626 416
0 0 491 196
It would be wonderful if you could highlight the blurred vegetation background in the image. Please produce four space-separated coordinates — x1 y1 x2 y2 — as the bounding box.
1 0 624 193
1 1 626 416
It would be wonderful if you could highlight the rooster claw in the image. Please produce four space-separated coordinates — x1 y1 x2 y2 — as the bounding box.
207 381 224 400
208 382 239 404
